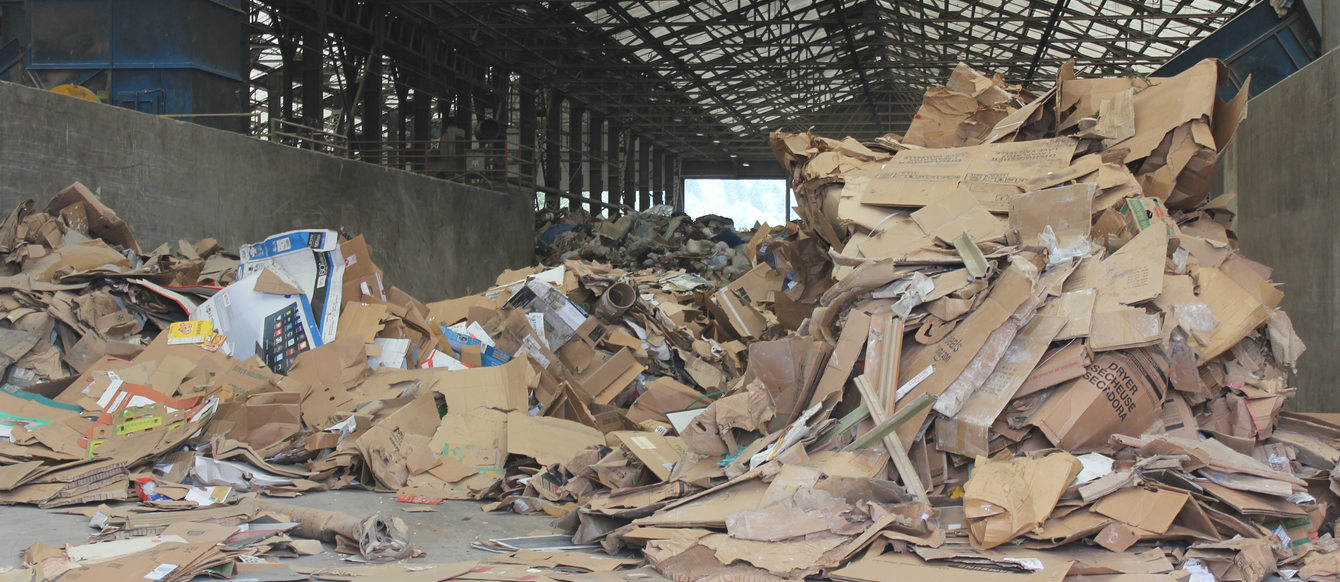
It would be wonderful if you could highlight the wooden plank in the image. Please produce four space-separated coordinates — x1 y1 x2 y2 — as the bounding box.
843 393 933 452
812 403 870 449
851 375 930 503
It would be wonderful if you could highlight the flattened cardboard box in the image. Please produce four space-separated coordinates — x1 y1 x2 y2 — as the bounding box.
430 407 507 479
711 287 768 340
897 261 1036 447
608 431 687 481
1016 340 1091 398
856 137 1078 212
238 229 345 344
627 377 704 424
506 410 603 466
937 315 1064 457
432 356 532 413
577 348 645 405
1032 347 1170 450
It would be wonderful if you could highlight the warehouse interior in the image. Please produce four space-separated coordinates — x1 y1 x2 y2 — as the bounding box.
4 0 1330 202
2 0 1340 580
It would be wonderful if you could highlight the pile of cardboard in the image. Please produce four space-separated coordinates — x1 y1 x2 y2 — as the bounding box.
535 205 760 284
0 183 238 389
492 59 1338 581
0 181 773 575
18 498 418 580
1 56 1338 582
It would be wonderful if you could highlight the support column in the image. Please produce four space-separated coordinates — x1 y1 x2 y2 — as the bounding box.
544 91 563 209
518 79 538 189
588 113 604 215
359 54 383 163
638 139 652 210
301 27 323 132
659 150 673 208
486 66 510 183
337 43 359 144
434 95 452 177
651 147 665 206
266 70 283 137
453 76 472 175
277 24 298 133
621 133 637 209
568 103 585 213
392 71 410 169
412 85 432 172
608 122 624 211
671 155 685 212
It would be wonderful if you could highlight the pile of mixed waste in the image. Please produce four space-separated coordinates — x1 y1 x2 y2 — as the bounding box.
535 206 763 284
1 57 1337 582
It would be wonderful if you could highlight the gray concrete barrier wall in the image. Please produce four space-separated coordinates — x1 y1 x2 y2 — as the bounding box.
1223 48 1339 412
0 80 535 301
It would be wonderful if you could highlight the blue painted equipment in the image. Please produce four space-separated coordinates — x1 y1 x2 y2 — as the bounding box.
1154 1 1321 100
22 0 248 132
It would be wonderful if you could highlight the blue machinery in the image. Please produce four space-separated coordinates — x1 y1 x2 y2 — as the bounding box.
1153 1 1321 99
2 0 248 132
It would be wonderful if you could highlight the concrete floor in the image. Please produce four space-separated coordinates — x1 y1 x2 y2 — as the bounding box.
0 490 556 569
1 492 1296 581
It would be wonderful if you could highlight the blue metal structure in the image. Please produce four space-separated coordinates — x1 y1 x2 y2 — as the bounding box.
1154 1 1322 100
19 0 248 132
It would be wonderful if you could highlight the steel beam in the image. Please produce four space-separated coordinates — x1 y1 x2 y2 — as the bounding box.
568 102 586 213
588 112 605 214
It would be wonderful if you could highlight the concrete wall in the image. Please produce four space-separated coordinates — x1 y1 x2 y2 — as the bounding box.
1222 48 1339 412
0 81 535 301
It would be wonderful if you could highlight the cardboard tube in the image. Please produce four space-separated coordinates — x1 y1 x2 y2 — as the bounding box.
595 281 636 321
245 499 414 562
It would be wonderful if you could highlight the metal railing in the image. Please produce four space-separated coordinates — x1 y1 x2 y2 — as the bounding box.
264 118 349 156
346 139 538 191
254 120 539 189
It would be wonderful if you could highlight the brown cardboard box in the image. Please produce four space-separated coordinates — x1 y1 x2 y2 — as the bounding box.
339 235 386 302
962 451 1081 549
1032 348 1171 450
627 377 705 424
855 137 1078 212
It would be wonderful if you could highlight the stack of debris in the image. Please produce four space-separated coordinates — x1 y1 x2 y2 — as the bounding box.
0 181 777 574
0 56 1337 582
494 58 1337 581
535 206 761 283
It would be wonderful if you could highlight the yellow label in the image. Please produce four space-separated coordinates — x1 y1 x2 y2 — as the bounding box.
115 416 163 435
167 320 215 345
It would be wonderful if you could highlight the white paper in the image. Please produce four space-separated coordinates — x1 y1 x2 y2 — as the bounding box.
144 563 179 581
66 536 188 562
420 348 470 370
465 322 495 347
1072 452 1115 485
526 313 549 348
94 371 127 410
895 365 935 402
1181 558 1216 582
191 456 292 491
369 337 411 370
749 403 822 469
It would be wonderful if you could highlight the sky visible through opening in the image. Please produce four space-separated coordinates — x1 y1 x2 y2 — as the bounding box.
684 179 788 229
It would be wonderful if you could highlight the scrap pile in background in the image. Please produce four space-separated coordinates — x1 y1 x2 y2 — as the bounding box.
535 206 763 284
0 57 1337 582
